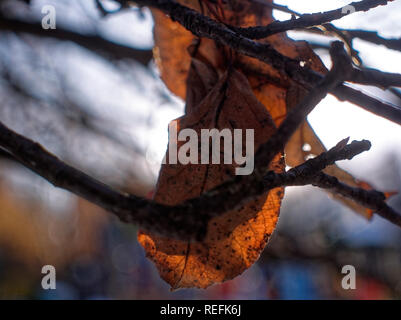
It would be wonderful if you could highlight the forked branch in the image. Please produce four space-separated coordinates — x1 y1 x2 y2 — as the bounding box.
129 0 401 125
1 42 399 240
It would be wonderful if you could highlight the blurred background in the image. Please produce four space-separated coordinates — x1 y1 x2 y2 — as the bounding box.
0 0 400 299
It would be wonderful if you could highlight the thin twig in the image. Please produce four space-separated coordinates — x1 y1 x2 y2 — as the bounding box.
346 29 401 52
231 0 393 39
263 138 372 188
350 68 401 89
264 140 401 228
129 0 401 125
311 173 401 227
305 26 401 54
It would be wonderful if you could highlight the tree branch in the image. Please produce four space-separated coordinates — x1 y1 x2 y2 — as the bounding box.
306 26 401 54
263 138 372 188
129 0 401 125
0 41 350 239
3 114 400 238
346 29 401 52
263 140 401 228
311 173 401 227
6 42 397 240
332 85 401 125
254 41 353 170
350 67 401 89
231 0 393 39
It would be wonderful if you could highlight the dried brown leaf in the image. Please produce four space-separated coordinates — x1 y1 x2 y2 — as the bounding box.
138 64 285 289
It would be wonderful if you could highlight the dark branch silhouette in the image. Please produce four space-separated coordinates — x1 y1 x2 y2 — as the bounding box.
1 41 400 240
231 0 392 39
129 0 401 125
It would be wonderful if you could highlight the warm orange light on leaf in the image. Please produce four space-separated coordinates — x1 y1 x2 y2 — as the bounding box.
384 191 398 199
141 0 380 289
139 60 285 289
